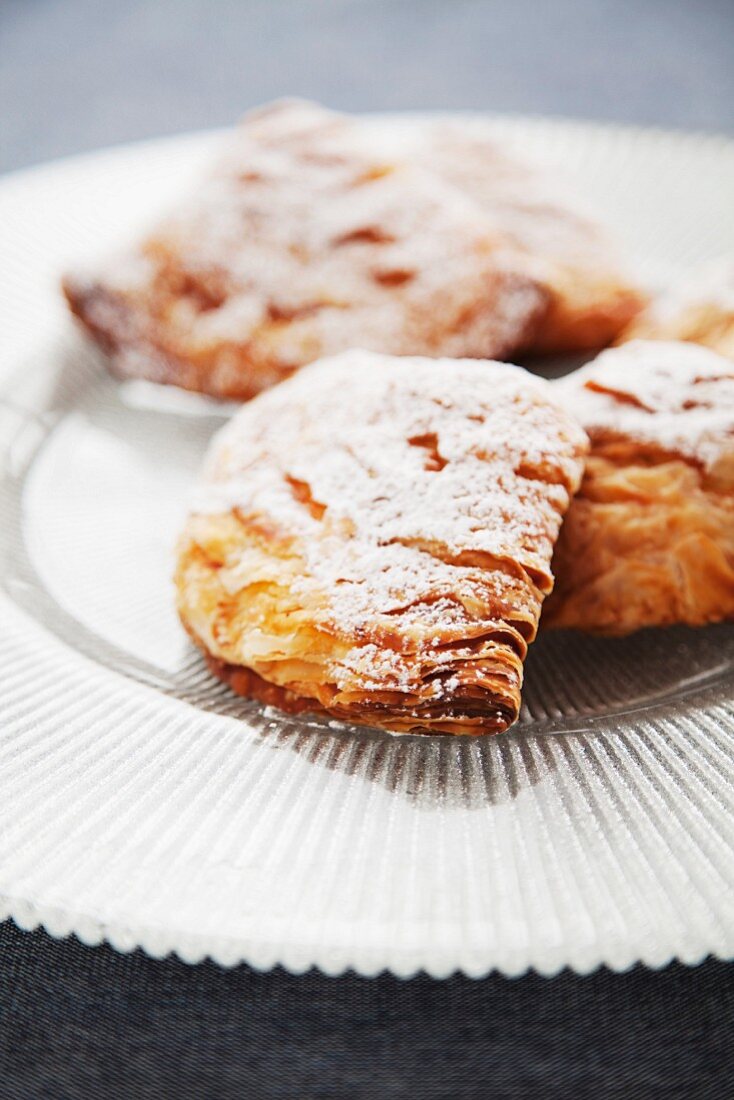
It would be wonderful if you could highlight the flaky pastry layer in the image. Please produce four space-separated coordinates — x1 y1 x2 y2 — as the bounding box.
545 340 734 634
175 351 588 734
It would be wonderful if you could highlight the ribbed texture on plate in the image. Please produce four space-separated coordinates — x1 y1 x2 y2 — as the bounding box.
0 116 733 977
1 598 733 977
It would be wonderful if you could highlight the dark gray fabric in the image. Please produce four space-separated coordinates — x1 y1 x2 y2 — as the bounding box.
1 3 733 1097
1 922 733 1100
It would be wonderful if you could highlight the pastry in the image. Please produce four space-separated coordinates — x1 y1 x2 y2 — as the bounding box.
389 116 647 352
63 100 546 400
64 100 646 400
617 257 734 359
175 350 588 734
544 340 734 635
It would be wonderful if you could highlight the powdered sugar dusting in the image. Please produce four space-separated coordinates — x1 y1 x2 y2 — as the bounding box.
71 100 546 397
557 339 734 469
192 351 588 636
381 116 617 268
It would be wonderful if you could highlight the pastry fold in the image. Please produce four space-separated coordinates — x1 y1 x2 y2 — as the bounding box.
545 340 734 634
63 101 546 400
617 257 734 359
176 351 588 734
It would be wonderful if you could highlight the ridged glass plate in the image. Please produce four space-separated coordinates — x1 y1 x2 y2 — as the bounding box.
1 115 733 978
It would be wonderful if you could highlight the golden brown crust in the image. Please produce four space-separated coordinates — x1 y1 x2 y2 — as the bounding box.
63 277 298 401
545 453 734 634
616 257 734 359
63 101 547 401
545 340 734 634
175 351 588 734
206 653 330 717
526 281 646 355
397 117 647 352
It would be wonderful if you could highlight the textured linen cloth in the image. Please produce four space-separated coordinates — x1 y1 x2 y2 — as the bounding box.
2 923 733 1100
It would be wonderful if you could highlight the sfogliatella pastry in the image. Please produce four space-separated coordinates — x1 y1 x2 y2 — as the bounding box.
64 100 647 401
617 257 734 359
176 350 588 735
63 100 546 400
395 116 647 353
545 340 734 635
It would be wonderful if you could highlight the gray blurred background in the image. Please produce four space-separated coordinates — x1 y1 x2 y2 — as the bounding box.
2 0 733 174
